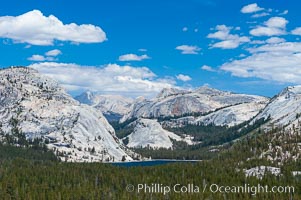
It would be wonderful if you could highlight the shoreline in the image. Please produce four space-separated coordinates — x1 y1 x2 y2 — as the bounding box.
108 159 202 165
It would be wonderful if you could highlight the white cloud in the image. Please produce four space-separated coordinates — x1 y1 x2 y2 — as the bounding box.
249 40 265 45
250 17 288 36
251 12 270 18
241 3 264 14
207 25 231 40
220 42 301 84
0 10 106 45
175 45 201 54
292 27 301 36
45 49 62 56
182 27 188 32
250 27 285 36
176 74 191 82
201 65 216 72
28 49 61 62
138 48 147 52
211 39 249 49
28 62 174 97
266 37 286 44
280 10 288 15
118 54 150 61
248 42 301 53
28 55 49 61
207 25 250 49
265 17 288 28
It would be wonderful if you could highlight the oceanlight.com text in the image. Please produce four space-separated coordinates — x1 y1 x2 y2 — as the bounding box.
126 183 295 196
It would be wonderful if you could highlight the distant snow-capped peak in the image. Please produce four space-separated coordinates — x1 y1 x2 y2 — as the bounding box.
75 91 134 117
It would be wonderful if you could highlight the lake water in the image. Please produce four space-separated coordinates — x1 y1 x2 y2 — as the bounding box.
110 160 200 167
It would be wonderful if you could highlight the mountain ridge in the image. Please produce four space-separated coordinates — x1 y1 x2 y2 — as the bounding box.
75 91 133 121
0 67 135 162
120 86 269 124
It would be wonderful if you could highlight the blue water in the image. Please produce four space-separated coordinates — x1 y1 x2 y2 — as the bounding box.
111 160 200 167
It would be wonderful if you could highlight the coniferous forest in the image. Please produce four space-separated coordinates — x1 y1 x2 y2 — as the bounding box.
0 123 301 200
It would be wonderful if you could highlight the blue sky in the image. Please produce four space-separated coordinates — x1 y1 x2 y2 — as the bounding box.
0 0 301 97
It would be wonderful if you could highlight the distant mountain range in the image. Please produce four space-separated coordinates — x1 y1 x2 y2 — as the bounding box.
75 91 133 121
75 83 301 152
75 87 269 149
120 86 268 123
1 66 301 162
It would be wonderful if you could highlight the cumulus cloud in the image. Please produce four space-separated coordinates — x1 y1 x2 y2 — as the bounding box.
252 12 270 18
0 10 106 45
28 55 52 61
176 74 191 82
45 49 62 56
28 49 61 62
175 45 201 54
248 42 301 53
207 25 231 40
265 17 288 28
250 17 288 36
201 65 216 72
207 25 250 49
266 37 286 44
250 27 285 36
118 54 150 61
249 40 265 45
241 3 264 14
220 42 301 84
211 40 249 49
28 62 174 97
292 27 301 36
280 10 289 15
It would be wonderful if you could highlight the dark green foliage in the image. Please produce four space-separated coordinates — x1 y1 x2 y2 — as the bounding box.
166 117 269 146
110 118 137 138
0 144 58 161
134 146 219 160
156 111 204 122
5 117 29 147
134 118 270 160
115 126 134 139
0 119 301 199
0 144 299 200
0 109 300 199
